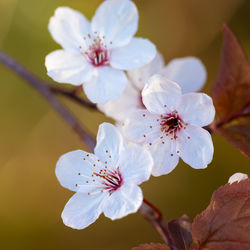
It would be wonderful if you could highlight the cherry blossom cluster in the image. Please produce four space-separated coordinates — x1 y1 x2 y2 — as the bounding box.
47 0 216 229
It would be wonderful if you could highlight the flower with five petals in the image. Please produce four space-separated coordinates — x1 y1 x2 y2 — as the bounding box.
123 75 215 176
45 0 156 104
56 123 153 229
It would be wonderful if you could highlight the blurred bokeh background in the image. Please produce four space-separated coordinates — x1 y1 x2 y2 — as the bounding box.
0 0 249 249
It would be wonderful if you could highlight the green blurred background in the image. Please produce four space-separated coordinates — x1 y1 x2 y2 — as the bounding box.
0 0 249 249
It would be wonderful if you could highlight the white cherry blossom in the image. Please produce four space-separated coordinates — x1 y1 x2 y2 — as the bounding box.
228 173 248 184
123 75 215 176
98 52 206 121
45 0 156 104
56 123 153 229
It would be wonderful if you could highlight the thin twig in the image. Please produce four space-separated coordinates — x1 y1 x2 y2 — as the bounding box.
0 51 95 151
143 198 162 220
50 85 97 110
0 50 169 245
139 201 170 245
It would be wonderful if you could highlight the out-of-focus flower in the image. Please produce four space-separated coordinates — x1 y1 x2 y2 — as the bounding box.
56 123 153 229
228 173 248 184
45 0 156 104
98 53 206 121
123 75 215 176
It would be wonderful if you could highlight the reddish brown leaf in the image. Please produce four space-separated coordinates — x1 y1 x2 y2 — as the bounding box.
217 116 250 157
192 179 250 250
212 24 250 121
211 25 250 157
163 215 192 250
132 243 170 250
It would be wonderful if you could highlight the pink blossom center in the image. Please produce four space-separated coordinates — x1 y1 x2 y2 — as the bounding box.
160 111 186 139
76 152 123 195
86 44 109 66
93 168 123 193
83 34 110 67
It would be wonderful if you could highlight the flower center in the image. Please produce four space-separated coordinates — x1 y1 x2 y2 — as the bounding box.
93 168 123 193
83 33 110 67
160 111 186 139
76 152 123 196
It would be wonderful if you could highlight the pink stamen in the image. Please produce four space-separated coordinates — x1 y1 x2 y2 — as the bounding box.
160 111 186 139
84 34 109 67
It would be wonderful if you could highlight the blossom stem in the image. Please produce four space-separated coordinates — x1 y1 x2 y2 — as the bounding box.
143 198 162 220
0 50 96 151
50 85 97 110
139 200 171 246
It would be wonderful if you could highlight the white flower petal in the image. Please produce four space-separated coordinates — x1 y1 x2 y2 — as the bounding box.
94 123 124 166
56 150 101 192
123 110 161 144
150 138 179 176
228 173 248 184
142 75 182 114
102 184 143 220
45 50 93 85
62 192 107 229
118 144 153 185
110 38 156 70
83 67 127 104
49 7 90 51
128 52 165 90
97 82 140 121
91 0 138 48
177 93 215 127
163 57 207 93
177 125 214 169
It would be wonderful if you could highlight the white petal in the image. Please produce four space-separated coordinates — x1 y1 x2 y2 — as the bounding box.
128 52 165 90
142 75 182 114
110 38 156 70
56 150 102 192
91 0 138 48
123 110 161 144
102 184 143 220
150 138 179 177
49 7 90 51
228 173 248 184
118 144 153 185
177 93 215 127
177 125 214 169
45 50 93 85
97 82 140 121
83 67 127 104
94 123 124 166
163 57 207 93
62 192 107 229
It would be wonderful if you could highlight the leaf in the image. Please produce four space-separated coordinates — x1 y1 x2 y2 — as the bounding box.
211 24 250 157
212 24 250 121
132 243 170 250
192 179 250 250
216 116 250 157
163 215 192 250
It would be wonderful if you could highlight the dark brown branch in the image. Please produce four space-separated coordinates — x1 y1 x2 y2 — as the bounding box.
0 51 95 151
0 50 168 244
50 85 97 110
